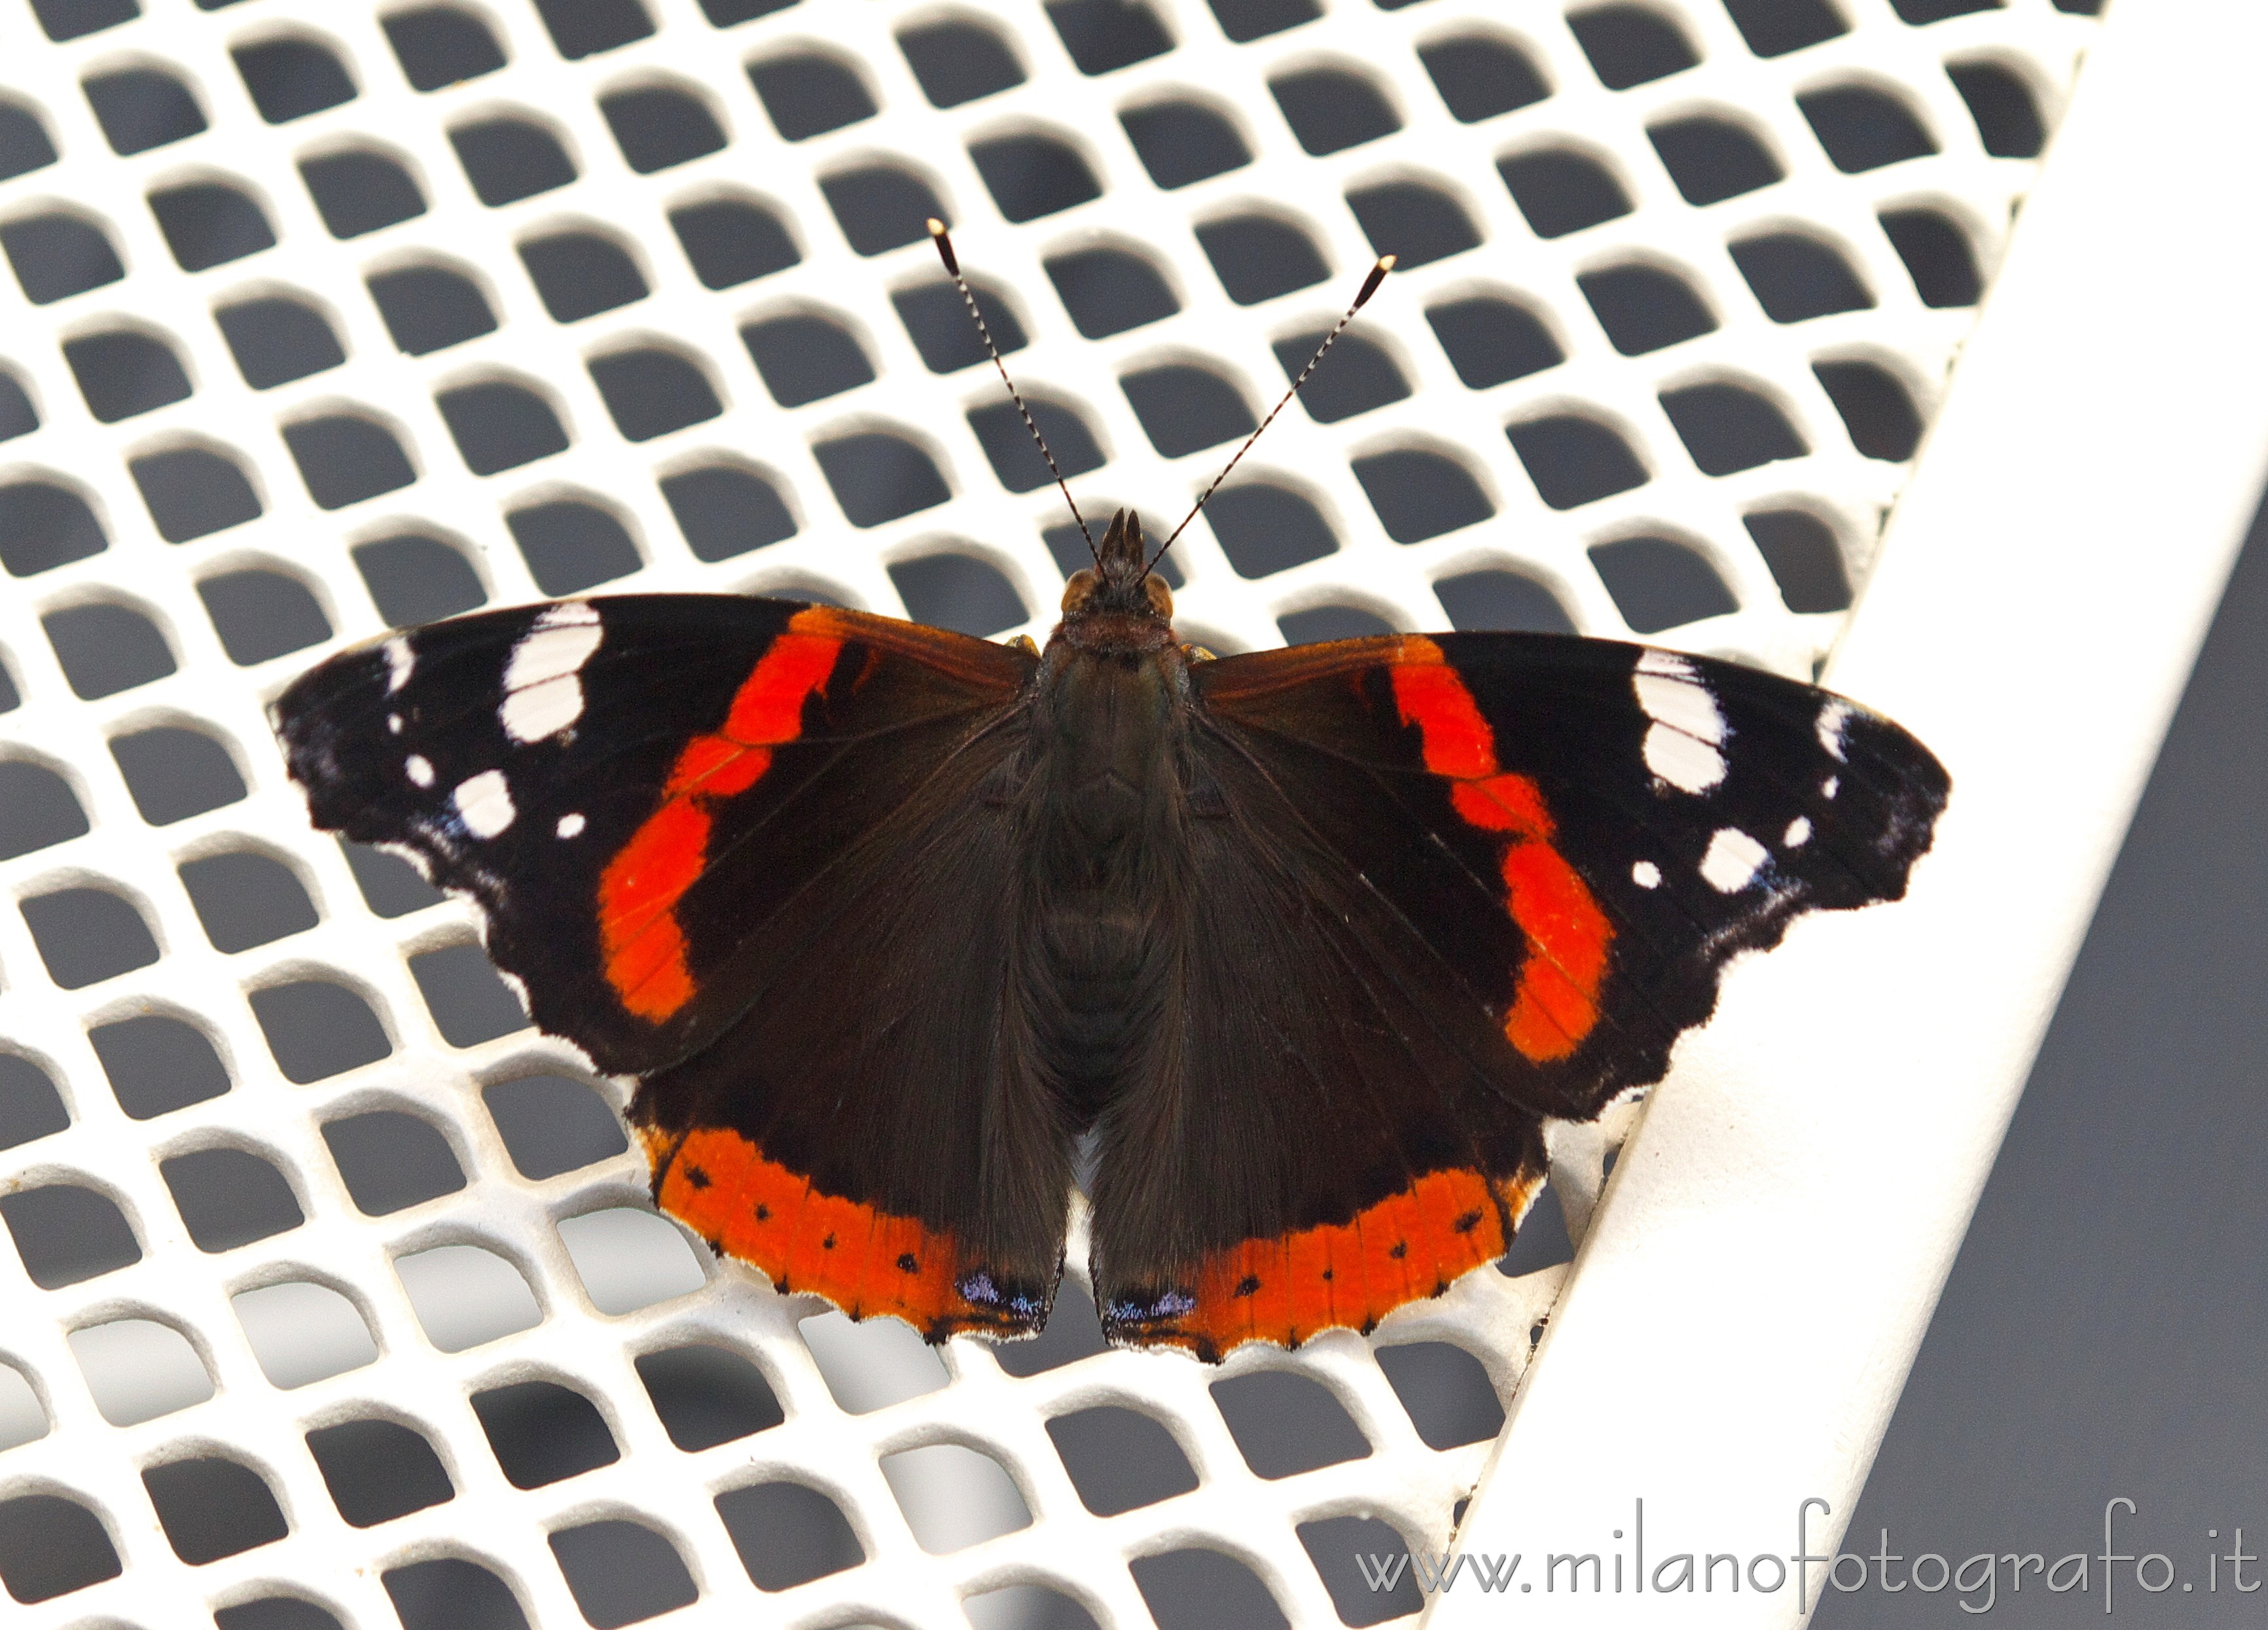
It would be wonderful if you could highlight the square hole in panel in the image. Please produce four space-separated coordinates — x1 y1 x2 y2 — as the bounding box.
1506 414 1648 510
1193 213 1328 305
590 347 722 442
1 1183 141 1288
111 724 248 825
1 478 107 578
891 277 1025 373
90 1014 231 1119
483 1074 629 1179
216 294 347 388
0 1361 46 1452
558 1207 708 1314
658 464 797 562
968 132 1101 223
300 150 427 239
179 849 320 951
550 1519 698 1627
1045 1406 1197 1515
0 103 58 179
0 760 90 861
1129 1550 1288 1630
132 446 266 542
668 196 799 289
714 1481 865 1591
384 7 509 92
748 50 876 141
351 534 489 627
1720 0 1848 57
1373 1341 1504 1448
0 1052 69 1150
1279 604 1394 644
1210 1370 1370 1478
437 380 569 474
198 570 334 666
249 980 393 1083
160 1146 305 1250
232 38 357 125
62 328 192 422
71 1317 213 1426
43 601 174 699
143 1456 289 1565
598 84 726 174
472 1379 620 1488
323 1109 466 1215
888 552 1028 638
1743 507 1852 612
1119 99 1250 189
1587 535 1739 631
798 1309 948 1412
0 1493 121 1605
234 1280 380 1388
1569 5 1699 90
1499 1178 1574 1273
1045 0 1173 75
216 1599 348 1630
966 396 1104 493
1420 31 1550 122
1350 447 1494 542
148 180 276 272
1296 1515 1424 1625
810 432 950 528
519 229 647 322
1813 360 1922 461
1271 329 1407 423
369 264 497 355
307 1418 455 1527
507 499 644 594
880 1443 1030 1554
395 1243 543 1351
989 1275 1109 1375
899 18 1025 107
450 116 578 207
382 1557 531 1630
634 1343 783 1451
1 211 125 304
282 414 419 510
408 942 530 1046
1202 483 1337 578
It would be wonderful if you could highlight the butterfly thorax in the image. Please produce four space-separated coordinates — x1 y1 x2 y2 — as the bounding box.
1021 511 1199 1123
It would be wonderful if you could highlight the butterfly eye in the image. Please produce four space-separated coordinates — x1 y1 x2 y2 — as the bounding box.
1062 569 1100 613
1144 575 1173 620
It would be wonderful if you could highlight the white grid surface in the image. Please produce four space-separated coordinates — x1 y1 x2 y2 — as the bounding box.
0 0 2104 1626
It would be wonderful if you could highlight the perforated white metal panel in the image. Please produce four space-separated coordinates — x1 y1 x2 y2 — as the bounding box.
0 0 2112 1626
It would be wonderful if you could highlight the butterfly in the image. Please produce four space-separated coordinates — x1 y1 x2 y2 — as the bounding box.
272 504 1947 1362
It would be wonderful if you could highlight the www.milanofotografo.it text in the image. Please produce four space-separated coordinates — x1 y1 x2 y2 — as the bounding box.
1356 1500 2263 1614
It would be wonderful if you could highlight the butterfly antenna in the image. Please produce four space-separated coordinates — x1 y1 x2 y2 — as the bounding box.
929 220 1094 560
1154 255 1395 570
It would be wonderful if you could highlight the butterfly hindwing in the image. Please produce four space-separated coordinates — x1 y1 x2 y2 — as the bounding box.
1089 633 1947 1355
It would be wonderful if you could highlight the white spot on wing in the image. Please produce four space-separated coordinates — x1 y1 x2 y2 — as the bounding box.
454 770 515 838
387 714 403 735
384 637 414 694
1700 827 1768 893
1784 815 1812 848
1632 672 1724 743
1816 700 1852 762
501 605 603 744
1634 650 1727 794
1644 723 1726 793
405 754 434 788
1822 775 1839 800
556 812 586 839
1632 860 1661 889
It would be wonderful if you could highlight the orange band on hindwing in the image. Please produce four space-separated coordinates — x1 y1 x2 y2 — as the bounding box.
1389 642 1614 1062
597 617 845 1020
1139 1167 1528 1358
652 1126 1025 1336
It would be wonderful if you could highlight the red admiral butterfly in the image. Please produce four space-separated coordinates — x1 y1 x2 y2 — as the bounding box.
273 241 1947 1362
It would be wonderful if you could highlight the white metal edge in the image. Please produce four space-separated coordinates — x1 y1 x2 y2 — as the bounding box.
1435 3 2268 1624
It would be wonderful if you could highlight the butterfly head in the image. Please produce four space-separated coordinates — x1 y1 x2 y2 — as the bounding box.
1062 508 1172 626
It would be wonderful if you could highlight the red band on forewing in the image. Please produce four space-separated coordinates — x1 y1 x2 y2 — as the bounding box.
652 1126 1026 1336
1390 647 1616 1062
598 620 844 1021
